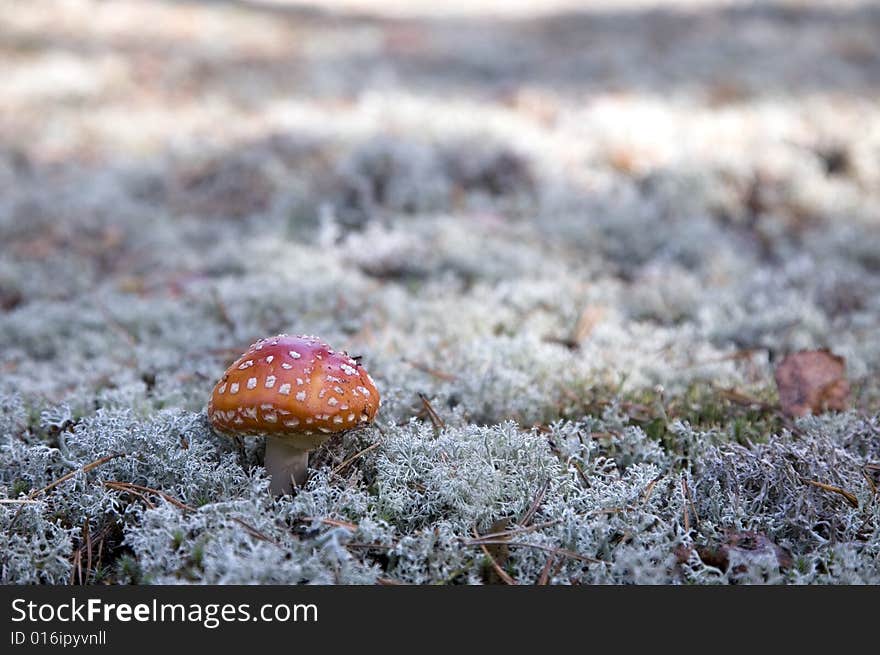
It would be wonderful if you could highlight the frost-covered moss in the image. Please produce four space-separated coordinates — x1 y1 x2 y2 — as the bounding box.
1 0 879 584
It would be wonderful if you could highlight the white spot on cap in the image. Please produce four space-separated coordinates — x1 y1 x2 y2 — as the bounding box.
265 375 276 388
318 389 326 398
347 413 355 422
340 404 349 410
243 407 257 420
296 378 304 385
260 403 274 410
238 360 254 370
264 413 277 423
357 386 371 397
247 377 257 390
340 364 357 376
217 383 227 394
289 350 301 359
278 383 291 395
230 383 240 394
281 363 293 370
266 355 274 364
295 391 306 401
318 427 331 433
283 418 300 427
333 416 343 424
328 397 338 406
334 386 344 395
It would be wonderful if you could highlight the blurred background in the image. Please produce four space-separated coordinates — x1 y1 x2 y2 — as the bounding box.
1 0 880 586
2 0 880 410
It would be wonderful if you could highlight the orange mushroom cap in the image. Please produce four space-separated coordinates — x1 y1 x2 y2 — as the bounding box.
208 334 379 445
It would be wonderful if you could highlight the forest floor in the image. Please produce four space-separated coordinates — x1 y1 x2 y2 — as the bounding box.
1 0 879 584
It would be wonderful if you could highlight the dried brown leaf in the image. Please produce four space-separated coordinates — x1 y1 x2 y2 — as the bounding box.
774 349 850 418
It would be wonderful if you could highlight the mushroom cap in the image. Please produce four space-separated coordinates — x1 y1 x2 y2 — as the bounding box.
207 334 380 448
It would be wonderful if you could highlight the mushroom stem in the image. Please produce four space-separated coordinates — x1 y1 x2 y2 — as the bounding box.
264 438 310 495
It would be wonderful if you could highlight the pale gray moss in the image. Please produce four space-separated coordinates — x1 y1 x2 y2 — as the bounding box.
1 0 879 585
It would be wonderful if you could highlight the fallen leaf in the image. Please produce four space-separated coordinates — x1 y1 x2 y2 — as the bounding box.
697 531 793 574
774 349 850 418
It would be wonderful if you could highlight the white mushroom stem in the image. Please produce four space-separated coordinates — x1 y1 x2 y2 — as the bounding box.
264 438 310 496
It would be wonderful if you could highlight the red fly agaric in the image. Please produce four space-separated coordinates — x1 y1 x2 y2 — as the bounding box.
208 334 380 495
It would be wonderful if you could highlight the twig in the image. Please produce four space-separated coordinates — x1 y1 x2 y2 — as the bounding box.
230 517 282 547
105 481 283 547
418 393 445 430
676 349 764 370
519 480 549 527
103 481 195 512
570 459 590 487
301 516 359 531
863 464 879 496
474 528 516 585
71 549 81 586
462 539 603 565
467 519 561 543
536 555 556 585
717 388 774 411
30 453 126 499
96 301 138 347
331 442 381 476
641 473 664 505
211 289 237 333
0 499 40 504
404 359 457 381
376 577 405 586
681 475 700 529
799 478 859 508
83 521 92 585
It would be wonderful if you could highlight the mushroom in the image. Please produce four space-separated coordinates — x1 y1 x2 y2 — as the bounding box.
207 334 380 495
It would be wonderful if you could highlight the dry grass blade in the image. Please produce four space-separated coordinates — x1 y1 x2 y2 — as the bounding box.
83 520 92 584
520 480 549 527
103 481 195 512
96 300 138 347
418 392 445 430
404 359 457 381
229 517 282 546
682 475 700 528
0 499 40 504
376 577 405 585
536 554 556 585
332 442 381 476
105 481 283 547
70 549 81 586
468 519 561 543
642 473 664 505
463 539 604 565
799 478 859 508
211 289 237 333
717 388 774 411
863 464 879 496
474 527 516 585
29 453 126 499
300 516 360 531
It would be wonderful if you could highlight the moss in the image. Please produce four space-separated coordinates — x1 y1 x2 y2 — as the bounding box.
1 0 879 585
